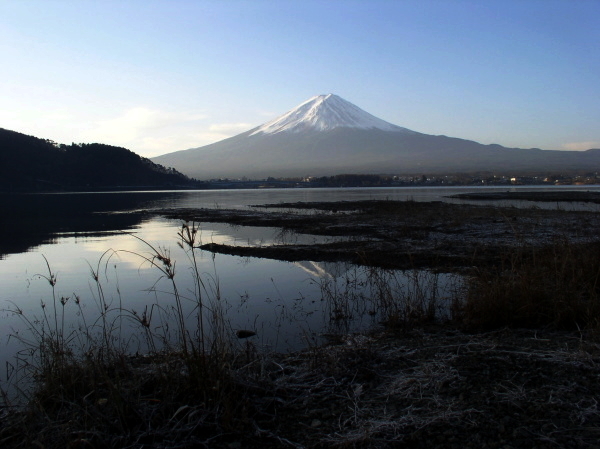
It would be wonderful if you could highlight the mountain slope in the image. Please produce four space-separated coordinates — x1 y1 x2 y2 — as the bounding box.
0 128 194 191
152 94 600 179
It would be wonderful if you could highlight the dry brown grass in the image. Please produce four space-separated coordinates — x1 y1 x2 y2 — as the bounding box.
463 239 600 332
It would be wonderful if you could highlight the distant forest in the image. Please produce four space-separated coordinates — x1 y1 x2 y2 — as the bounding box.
0 128 198 192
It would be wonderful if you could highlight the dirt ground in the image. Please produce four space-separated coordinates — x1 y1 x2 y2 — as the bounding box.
244 325 600 448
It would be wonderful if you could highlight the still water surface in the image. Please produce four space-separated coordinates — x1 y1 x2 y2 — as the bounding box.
1 185 599 390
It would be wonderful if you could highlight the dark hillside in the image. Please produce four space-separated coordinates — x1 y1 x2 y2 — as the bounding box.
0 128 196 191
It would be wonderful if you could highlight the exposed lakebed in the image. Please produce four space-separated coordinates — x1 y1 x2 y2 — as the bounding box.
157 192 600 271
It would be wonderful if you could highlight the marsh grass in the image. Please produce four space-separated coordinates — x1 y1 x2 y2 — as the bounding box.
0 222 261 448
366 267 463 329
464 239 600 331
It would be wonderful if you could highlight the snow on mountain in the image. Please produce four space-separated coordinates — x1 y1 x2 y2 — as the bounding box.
250 93 412 135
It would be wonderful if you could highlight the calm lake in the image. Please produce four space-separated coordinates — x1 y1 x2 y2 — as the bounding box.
2 185 600 393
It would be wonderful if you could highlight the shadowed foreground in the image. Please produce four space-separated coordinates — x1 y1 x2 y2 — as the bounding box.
1 327 599 448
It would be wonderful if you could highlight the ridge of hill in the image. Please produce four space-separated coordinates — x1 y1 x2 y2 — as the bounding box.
0 128 196 192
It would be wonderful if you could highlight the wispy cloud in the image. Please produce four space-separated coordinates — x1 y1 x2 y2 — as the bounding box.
168 122 254 149
197 122 251 140
562 141 600 151
77 107 209 156
208 123 253 133
0 105 255 157
80 107 207 143
0 107 76 138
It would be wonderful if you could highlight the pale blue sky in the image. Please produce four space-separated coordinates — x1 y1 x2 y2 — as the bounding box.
1 0 599 157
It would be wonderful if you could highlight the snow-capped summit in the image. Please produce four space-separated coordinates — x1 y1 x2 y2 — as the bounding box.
250 93 411 135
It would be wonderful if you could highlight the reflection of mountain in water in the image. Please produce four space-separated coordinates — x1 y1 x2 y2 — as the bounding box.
0 192 176 259
294 260 349 278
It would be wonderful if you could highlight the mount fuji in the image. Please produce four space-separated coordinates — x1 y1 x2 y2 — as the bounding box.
152 94 600 179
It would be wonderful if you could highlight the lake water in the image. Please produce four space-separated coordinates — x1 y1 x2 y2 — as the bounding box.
1 185 599 395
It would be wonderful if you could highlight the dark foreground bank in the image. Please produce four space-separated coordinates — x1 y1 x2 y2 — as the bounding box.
1 325 599 449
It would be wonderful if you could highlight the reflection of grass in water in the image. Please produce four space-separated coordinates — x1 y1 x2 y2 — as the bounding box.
367 268 465 329
316 264 465 334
